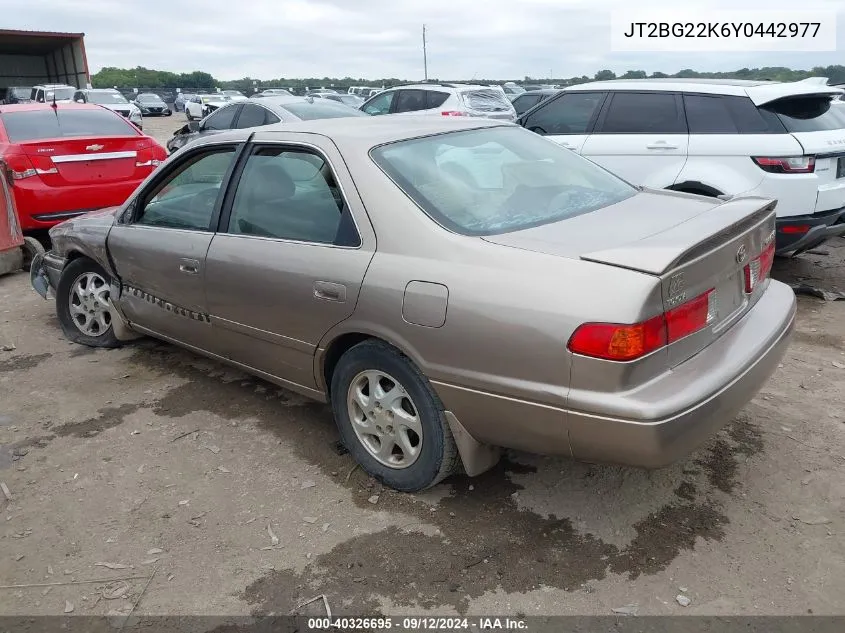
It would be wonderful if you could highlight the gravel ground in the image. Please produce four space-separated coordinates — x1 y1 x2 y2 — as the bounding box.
1 113 844 619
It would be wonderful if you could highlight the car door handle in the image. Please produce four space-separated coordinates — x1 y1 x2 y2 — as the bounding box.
646 143 678 150
314 281 346 302
561 144 577 150
179 258 200 274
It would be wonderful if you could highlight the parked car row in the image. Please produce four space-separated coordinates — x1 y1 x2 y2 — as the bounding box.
6 76 842 493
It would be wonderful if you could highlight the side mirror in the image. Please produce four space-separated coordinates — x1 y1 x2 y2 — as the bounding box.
188 121 201 133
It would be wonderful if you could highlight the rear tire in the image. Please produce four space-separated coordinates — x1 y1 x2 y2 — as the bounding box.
185 111 193 121
56 258 120 348
330 340 459 492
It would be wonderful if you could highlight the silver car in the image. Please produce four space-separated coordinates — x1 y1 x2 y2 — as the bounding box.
31 118 795 492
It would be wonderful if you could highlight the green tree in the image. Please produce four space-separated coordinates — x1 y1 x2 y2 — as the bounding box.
594 69 616 81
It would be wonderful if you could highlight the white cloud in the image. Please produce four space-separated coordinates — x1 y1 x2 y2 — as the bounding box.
7 0 844 80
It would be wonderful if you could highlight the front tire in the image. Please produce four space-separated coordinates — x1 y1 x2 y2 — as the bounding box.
185 110 193 121
331 340 458 492
56 258 120 348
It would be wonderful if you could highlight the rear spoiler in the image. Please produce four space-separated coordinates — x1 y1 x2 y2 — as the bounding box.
746 80 844 106
580 197 777 275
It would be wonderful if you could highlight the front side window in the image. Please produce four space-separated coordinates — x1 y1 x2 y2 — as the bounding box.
203 105 239 130
226 146 356 245
362 91 394 115
599 92 684 134
135 148 236 231
522 92 605 135
371 126 635 236
236 104 278 128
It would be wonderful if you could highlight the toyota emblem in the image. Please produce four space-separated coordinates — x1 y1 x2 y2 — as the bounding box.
736 244 747 264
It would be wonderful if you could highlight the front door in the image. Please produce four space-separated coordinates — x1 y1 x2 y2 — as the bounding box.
107 145 239 348
520 91 607 154
204 139 375 391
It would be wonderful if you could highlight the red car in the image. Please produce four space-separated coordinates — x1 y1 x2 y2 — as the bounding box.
0 102 166 232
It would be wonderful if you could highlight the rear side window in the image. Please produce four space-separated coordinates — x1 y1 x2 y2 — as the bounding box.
0 109 139 142
460 89 511 112
600 92 684 134
684 94 781 134
522 92 605 135
426 91 450 109
394 90 428 113
761 97 845 132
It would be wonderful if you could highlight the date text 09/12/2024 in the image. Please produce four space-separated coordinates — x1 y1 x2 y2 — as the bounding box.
307 617 528 630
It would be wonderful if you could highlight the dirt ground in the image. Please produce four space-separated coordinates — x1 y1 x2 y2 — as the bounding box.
1 113 844 620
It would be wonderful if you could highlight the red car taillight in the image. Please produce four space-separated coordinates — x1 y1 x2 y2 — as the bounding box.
744 240 775 294
752 156 815 174
568 289 716 361
2 154 55 182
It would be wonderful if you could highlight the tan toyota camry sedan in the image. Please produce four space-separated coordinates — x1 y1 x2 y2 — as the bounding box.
30 117 796 491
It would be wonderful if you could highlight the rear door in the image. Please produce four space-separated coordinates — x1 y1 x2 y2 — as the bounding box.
204 134 375 391
760 96 845 213
520 91 607 153
581 91 689 188
107 144 240 348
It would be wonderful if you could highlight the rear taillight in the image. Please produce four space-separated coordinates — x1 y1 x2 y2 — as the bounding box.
752 156 815 174
441 110 468 116
780 224 810 234
2 155 56 182
568 289 715 361
744 240 775 294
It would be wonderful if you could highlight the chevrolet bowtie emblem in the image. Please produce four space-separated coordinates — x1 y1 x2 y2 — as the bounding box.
86 144 104 151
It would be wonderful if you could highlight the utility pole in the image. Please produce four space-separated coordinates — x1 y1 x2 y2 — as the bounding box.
422 24 428 81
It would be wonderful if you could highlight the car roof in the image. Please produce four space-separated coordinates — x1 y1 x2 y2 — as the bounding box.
191 115 508 151
564 78 844 105
32 83 73 88
0 102 108 113
382 83 495 92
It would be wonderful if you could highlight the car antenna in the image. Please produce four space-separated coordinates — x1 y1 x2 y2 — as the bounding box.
51 92 58 109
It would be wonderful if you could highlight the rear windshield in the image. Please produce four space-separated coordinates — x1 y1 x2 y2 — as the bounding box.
282 101 369 120
371 126 635 236
9 87 30 98
138 95 163 102
0 109 139 142
461 89 512 112
762 97 845 132
88 92 129 105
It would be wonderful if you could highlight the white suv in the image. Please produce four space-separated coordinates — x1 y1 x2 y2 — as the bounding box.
518 78 845 255
360 83 517 122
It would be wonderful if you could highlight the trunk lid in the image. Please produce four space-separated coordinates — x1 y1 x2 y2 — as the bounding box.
484 191 777 367
19 136 154 186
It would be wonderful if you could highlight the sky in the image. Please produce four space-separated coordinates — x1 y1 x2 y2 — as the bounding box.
8 0 845 80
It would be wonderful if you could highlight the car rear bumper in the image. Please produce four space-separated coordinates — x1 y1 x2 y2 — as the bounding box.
775 207 845 256
12 180 141 231
434 280 795 468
